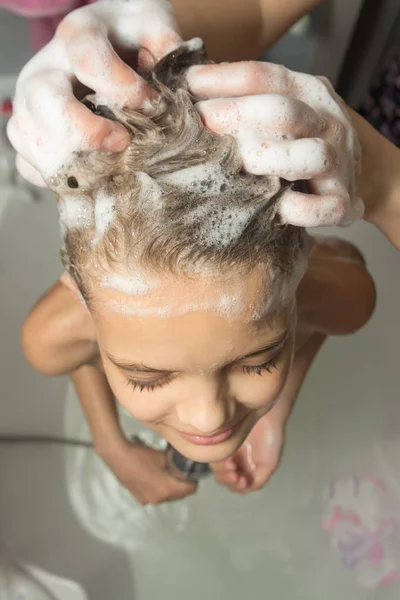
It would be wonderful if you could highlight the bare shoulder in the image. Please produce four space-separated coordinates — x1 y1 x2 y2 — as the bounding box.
297 236 376 336
22 280 98 376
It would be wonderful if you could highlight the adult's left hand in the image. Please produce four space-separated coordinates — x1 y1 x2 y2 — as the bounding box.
211 412 285 494
187 61 364 227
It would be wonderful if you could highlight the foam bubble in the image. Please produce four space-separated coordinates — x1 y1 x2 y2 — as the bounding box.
94 191 116 239
160 163 219 189
136 172 163 210
185 202 258 248
58 195 94 232
160 163 281 249
101 272 158 296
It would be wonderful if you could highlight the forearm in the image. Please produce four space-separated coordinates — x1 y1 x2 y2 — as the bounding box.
271 333 326 425
70 364 125 454
172 0 326 62
350 108 400 251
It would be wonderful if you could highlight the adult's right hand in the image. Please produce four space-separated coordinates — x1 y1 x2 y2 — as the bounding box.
7 0 182 187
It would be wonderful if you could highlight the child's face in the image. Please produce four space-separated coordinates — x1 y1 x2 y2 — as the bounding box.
91 266 295 462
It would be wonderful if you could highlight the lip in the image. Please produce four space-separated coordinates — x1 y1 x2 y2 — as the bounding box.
178 415 248 446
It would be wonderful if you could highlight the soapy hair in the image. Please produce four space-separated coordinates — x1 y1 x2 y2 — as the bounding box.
55 42 307 307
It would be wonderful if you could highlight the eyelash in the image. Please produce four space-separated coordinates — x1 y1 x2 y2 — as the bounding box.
126 377 172 393
125 359 279 393
241 359 277 376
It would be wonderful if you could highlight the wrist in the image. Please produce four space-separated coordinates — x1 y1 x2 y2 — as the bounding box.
351 109 400 244
94 431 128 462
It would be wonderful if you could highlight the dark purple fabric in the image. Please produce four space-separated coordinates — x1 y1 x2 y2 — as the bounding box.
358 54 400 148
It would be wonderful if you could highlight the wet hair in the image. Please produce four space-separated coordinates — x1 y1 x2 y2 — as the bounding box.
54 41 306 308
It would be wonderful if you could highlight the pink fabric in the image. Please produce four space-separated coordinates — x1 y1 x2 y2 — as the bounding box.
30 14 65 51
1 0 97 51
0 0 78 17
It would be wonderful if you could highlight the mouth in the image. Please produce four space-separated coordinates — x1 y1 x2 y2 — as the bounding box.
177 415 249 446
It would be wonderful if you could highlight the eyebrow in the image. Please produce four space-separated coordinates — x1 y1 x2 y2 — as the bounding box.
106 332 289 374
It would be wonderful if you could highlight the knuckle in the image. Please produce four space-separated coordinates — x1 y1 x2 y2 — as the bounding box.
6 118 20 146
316 75 333 95
24 73 64 114
311 139 337 169
56 14 77 39
335 195 348 222
242 61 265 91
67 29 109 71
330 119 346 141
71 28 103 48
321 140 337 163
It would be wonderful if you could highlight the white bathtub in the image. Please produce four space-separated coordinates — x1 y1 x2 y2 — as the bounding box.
0 190 133 599
1 178 400 599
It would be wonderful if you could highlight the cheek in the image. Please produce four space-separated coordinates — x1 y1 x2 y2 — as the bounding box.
233 350 293 411
234 370 288 411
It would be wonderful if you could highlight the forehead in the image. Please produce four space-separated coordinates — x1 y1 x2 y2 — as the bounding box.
93 263 273 321
91 267 294 370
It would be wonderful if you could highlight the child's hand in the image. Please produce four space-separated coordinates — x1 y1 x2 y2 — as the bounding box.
187 61 364 227
211 413 285 494
8 0 182 187
100 440 197 505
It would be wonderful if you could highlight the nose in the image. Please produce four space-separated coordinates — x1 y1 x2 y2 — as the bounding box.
175 376 237 434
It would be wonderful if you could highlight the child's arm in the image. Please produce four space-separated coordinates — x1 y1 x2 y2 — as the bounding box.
211 332 326 493
23 283 197 505
70 363 124 452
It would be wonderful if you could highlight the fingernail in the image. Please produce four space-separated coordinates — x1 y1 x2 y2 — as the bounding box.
101 124 130 152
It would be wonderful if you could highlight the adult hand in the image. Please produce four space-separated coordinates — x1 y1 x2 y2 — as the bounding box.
187 61 364 227
100 439 197 505
7 0 182 187
211 412 285 494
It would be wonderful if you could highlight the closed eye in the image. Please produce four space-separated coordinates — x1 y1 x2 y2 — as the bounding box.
126 374 173 393
241 359 278 375
125 354 280 393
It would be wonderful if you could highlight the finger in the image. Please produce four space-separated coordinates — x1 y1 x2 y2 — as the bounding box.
279 188 364 227
238 137 337 179
66 30 157 108
196 95 325 139
187 61 291 99
64 98 131 152
210 458 237 474
169 478 198 496
140 30 183 66
15 155 47 187
215 472 240 487
228 476 250 494
236 475 249 491
9 72 130 177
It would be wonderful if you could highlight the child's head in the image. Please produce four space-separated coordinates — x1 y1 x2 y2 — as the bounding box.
55 42 308 462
